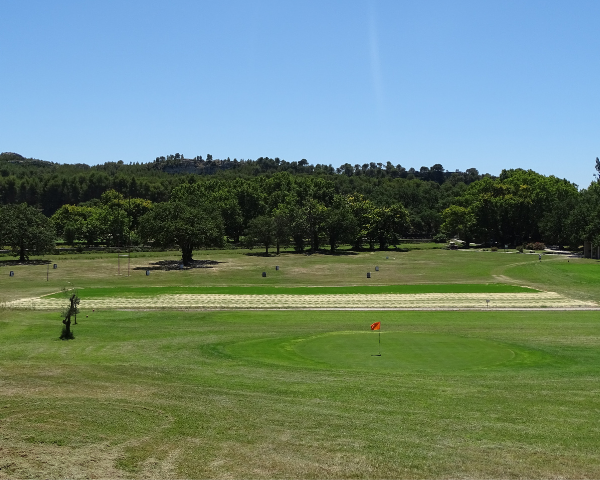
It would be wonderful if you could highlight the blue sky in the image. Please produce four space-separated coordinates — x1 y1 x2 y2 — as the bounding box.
1 0 599 188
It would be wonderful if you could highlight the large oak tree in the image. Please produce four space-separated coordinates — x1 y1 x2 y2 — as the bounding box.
0 203 55 261
138 201 224 265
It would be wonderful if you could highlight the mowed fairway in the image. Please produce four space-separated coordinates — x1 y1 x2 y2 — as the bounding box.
1 248 600 478
1 308 600 478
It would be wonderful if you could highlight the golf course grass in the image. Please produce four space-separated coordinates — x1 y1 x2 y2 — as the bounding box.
1 308 599 478
504 258 600 302
1 247 600 478
0 247 555 303
43 283 537 299
229 331 539 372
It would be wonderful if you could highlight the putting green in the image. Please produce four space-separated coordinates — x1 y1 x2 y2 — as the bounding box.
227 332 546 372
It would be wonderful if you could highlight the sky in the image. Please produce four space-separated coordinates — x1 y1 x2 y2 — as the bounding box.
1 0 599 188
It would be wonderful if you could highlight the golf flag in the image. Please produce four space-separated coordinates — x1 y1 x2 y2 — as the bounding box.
371 321 381 330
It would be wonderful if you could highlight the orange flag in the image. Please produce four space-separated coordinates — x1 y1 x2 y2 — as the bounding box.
371 322 381 330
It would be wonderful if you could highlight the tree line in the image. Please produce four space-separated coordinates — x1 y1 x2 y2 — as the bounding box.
1 152 599 264
0 151 482 226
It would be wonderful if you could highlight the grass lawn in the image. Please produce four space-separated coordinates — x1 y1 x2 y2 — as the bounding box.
0 247 550 303
1 247 599 478
43 283 537 299
1 308 600 478
503 257 600 303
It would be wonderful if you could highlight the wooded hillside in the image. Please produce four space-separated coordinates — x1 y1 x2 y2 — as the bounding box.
1 151 598 261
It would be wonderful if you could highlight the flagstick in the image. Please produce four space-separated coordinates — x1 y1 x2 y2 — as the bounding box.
370 322 381 356
371 324 381 356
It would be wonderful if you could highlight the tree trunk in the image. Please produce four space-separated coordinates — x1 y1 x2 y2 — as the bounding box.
61 293 78 339
276 240 280 255
63 317 71 336
62 310 72 339
20 242 26 262
265 244 269 255
312 232 319 252
181 244 193 265
294 235 304 252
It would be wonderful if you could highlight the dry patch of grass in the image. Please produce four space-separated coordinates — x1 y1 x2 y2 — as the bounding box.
0 442 126 480
6 292 596 310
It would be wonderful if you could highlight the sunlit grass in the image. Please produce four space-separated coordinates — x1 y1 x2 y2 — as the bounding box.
1 248 599 477
44 283 537 299
0 247 546 303
1 309 600 477
503 256 600 302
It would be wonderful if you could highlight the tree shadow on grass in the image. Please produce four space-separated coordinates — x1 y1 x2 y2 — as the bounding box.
320 250 360 256
0 259 51 267
244 249 360 257
133 259 224 271
294 249 360 256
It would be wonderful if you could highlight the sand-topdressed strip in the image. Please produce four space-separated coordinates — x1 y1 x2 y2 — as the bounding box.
3 292 596 310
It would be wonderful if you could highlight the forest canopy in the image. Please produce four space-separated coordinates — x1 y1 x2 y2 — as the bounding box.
0 151 597 260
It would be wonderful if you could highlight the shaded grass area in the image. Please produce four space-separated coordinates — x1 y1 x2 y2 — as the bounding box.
2 309 600 478
44 283 537 299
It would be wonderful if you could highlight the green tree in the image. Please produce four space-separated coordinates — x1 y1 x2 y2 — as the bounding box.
81 207 104 246
169 181 245 243
220 199 244 243
569 182 600 250
244 215 276 255
324 196 359 253
138 201 224 265
0 203 55 261
441 205 476 248
304 198 327 251
235 182 267 231
124 197 153 231
347 194 378 250
454 169 579 246
271 207 292 254
374 204 411 250
54 192 115 247
276 196 308 252
63 222 78 245
96 190 130 247
539 192 578 248
51 204 87 244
